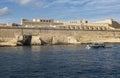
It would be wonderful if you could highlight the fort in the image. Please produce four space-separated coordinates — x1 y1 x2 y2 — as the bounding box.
0 18 120 46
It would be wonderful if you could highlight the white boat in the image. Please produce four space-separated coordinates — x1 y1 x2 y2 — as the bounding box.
86 43 105 49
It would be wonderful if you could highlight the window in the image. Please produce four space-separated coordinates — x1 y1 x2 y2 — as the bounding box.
40 20 42 22
43 20 45 22
46 20 48 22
49 20 51 22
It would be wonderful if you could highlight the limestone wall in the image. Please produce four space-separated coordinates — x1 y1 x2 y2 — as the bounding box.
0 28 120 45
31 36 41 45
112 21 120 28
38 30 120 44
0 29 21 41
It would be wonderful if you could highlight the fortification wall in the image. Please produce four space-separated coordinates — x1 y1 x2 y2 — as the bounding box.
38 30 120 44
0 28 120 45
0 29 21 41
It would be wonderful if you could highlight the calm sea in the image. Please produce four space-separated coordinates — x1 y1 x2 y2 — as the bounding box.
0 45 120 78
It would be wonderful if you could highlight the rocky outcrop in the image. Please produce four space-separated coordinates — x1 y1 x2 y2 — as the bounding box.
17 35 23 41
51 36 80 45
31 36 41 45
0 38 17 47
65 36 79 44
0 42 17 47
0 29 20 47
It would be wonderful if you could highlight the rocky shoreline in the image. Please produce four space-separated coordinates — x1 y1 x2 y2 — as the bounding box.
0 36 119 47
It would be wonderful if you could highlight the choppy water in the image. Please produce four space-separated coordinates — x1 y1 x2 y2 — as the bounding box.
0 45 120 78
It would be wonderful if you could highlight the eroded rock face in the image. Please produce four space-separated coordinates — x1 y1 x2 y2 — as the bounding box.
18 35 23 41
51 36 80 45
31 36 41 45
0 42 17 47
39 36 53 45
0 38 18 47
1 28 120 47
65 36 78 44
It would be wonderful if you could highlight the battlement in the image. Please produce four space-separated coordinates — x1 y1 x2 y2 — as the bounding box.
20 18 120 30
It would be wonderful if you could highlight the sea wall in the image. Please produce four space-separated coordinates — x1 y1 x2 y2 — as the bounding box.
0 27 120 46
0 28 20 46
38 29 120 44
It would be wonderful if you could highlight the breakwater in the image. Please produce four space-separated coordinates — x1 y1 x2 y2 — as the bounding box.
0 27 120 46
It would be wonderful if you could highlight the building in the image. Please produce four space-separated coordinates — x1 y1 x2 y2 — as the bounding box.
22 18 54 27
21 18 120 30
0 23 20 27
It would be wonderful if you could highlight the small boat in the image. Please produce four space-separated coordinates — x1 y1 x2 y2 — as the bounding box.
86 43 105 49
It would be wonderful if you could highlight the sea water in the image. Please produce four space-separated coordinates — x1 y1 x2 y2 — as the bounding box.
0 45 120 78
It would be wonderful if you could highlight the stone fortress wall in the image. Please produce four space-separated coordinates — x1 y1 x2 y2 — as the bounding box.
0 18 120 46
1 28 120 45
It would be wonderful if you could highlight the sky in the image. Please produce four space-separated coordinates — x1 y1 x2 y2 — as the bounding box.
0 0 120 24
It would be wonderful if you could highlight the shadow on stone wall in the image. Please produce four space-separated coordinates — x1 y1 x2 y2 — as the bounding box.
22 35 32 46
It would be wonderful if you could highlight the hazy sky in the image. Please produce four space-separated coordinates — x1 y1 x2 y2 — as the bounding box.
0 0 120 23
